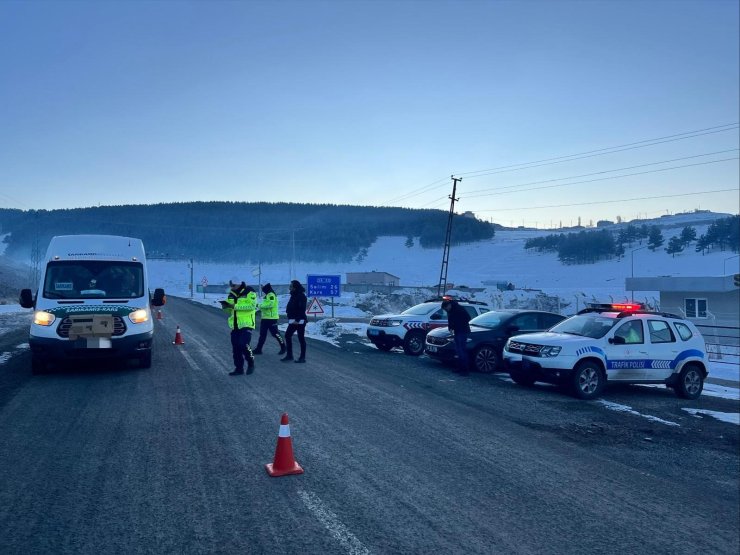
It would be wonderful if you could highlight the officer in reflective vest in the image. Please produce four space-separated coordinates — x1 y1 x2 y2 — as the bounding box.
253 283 286 355
222 281 257 375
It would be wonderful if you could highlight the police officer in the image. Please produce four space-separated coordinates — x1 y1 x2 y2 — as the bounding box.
281 280 308 363
253 282 286 355
222 280 257 375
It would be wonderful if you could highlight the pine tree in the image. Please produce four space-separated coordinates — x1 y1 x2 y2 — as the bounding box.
665 236 683 257
647 226 664 251
680 226 697 245
695 234 709 254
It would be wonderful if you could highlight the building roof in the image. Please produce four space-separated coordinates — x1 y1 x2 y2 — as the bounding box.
626 275 738 293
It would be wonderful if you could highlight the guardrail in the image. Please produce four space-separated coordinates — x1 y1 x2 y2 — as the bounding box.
697 324 740 364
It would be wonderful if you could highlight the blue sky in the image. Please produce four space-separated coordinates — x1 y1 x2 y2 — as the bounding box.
0 0 738 227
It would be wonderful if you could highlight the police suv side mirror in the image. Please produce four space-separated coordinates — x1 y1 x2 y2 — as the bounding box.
151 288 166 307
609 336 626 345
19 289 35 309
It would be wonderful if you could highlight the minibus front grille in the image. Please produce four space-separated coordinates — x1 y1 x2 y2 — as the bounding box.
57 316 127 338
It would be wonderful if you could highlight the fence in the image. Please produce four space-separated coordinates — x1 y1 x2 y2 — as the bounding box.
697 323 740 365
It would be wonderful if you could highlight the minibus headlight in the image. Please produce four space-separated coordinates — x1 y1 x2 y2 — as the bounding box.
33 311 56 326
128 309 149 324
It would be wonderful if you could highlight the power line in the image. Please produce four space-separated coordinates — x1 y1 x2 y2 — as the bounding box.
381 175 450 206
464 149 739 196
383 122 738 206
473 188 739 212
454 123 738 179
463 156 739 199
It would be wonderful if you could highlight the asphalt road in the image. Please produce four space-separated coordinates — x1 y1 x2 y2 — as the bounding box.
0 297 738 554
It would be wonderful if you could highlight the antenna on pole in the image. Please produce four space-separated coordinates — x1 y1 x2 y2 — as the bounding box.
437 175 460 297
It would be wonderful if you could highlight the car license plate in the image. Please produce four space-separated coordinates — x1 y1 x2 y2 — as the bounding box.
368 329 379 336
426 345 437 353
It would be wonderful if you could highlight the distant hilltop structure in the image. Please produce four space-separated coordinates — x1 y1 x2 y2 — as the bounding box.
346 271 400 286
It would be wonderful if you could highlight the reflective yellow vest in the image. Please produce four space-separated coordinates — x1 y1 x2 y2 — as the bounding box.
259 292 279 320
224 288 257 330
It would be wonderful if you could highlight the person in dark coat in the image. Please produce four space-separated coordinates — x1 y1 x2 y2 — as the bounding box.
281 279 308 363
442 298 472 375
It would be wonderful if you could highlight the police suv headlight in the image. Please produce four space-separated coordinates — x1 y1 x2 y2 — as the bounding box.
128 309 149 324
33 311 56 326
539 346 561 357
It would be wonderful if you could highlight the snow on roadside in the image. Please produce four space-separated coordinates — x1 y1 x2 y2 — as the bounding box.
708 361 740 383
0 304 28 314
635 383 740 401
0 306 31 336
279 320 369 348
595 400 681 426
682 408 740 426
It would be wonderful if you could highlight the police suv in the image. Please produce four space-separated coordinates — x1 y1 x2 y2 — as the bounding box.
366 298 490 356
503 303 709 400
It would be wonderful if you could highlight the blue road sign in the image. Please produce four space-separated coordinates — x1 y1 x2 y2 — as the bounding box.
306 274 341 297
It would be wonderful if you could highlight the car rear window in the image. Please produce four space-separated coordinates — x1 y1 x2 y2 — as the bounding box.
463 306 478 319
673 322 694 341
648 320 675 343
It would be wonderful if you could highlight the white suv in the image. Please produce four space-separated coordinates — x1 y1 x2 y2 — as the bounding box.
367 298 490 356
503 303 709 400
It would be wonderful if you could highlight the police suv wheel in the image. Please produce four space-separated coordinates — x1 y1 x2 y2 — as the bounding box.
403 331 425 356
675 364 704 400
474 346 499 373
571 361 604 400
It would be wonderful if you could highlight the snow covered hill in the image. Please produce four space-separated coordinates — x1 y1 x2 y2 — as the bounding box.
148 212 739 316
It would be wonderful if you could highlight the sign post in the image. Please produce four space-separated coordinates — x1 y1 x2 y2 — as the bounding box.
306 275 341 318
201 276 208 299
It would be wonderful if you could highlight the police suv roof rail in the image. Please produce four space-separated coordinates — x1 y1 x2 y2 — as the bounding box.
615 310 684 319
423 296 488 306
576 306 683 320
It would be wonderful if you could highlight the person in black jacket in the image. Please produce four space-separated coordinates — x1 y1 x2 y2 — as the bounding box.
281 279 308 363
442 298 472 375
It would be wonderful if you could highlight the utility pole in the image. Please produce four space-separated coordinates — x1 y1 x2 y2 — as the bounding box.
291 231 296 279
257 233 263 293
437 175 461 298
189 258 194 298
29 234 41 290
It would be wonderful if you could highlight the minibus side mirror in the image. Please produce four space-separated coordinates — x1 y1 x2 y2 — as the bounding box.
19 289 35 309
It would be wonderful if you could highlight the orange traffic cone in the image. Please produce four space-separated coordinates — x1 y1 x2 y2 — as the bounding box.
265 413 304 477
173 326 185 345
156 309 163 320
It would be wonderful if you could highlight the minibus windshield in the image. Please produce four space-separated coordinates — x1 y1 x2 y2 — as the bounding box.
43 261 144 299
